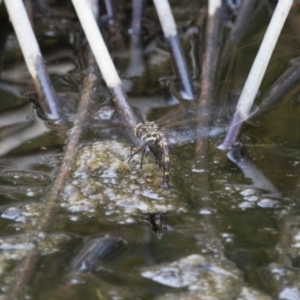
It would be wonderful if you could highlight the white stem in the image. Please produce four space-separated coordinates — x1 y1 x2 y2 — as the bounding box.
152 0 177 37
235 0 293 119
4 0 42 78
86 0 99 17
71 0 121 88
208 0 221 16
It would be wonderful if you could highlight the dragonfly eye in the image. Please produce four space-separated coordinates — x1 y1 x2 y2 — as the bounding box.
134 123 144 137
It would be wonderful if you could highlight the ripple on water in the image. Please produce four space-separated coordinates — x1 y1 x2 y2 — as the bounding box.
0 171 52 187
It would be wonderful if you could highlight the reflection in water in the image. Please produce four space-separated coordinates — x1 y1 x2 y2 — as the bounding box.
0 102 49 155
148 214 168 239
70 236 128 274
227 143 281 198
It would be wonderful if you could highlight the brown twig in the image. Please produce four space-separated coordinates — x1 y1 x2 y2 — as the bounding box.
197 0 222 155
6 47 99 300
194 0 224 260
219 0 259 74
103 0 125 50
253 60 300 117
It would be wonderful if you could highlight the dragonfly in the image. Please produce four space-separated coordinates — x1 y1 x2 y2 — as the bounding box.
125 102 232 191
128 121 171 191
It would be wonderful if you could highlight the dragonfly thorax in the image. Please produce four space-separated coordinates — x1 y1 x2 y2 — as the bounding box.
134 122 161 144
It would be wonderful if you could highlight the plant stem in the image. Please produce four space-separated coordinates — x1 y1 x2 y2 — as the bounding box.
218 0 294 150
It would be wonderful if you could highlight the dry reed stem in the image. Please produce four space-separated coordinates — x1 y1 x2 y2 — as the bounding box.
197 0 222 154
71 0 120 88
103 0 125 50
254 61 300 117
219 0 294 150
4 0 61 120
219 0 258 73
71 0 141 132
126 0 146 79
195 0 224 260
152 0 195 100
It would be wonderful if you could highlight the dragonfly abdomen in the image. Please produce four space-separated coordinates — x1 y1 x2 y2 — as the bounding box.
159 132 170 191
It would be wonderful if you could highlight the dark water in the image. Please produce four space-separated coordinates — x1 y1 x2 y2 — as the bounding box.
0 1 300 299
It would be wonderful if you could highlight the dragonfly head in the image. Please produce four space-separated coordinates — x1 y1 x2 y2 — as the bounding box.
134 122 160 138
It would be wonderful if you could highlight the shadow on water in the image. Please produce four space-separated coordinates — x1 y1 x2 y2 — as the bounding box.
1 0 300 299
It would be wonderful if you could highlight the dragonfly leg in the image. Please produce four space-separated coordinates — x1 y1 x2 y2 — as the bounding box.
128 143 146 163
129 145 135 158
148 145 161 167
140 144 151 168
159 135 170 191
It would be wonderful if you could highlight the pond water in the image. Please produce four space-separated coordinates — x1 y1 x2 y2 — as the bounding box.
0 1 300 299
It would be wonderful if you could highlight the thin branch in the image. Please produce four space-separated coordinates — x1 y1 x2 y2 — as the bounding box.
219 0 259 73
197 0 222 156
39 71 97 232
254 60 300 117
124 0 146 93
125 0 146 80
198 0 222 110
103 0 125 50
6 47 99 300
131 0 144 43
152 0 195 100
194 0 224 260
218 0 294 151
3 0 62 121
